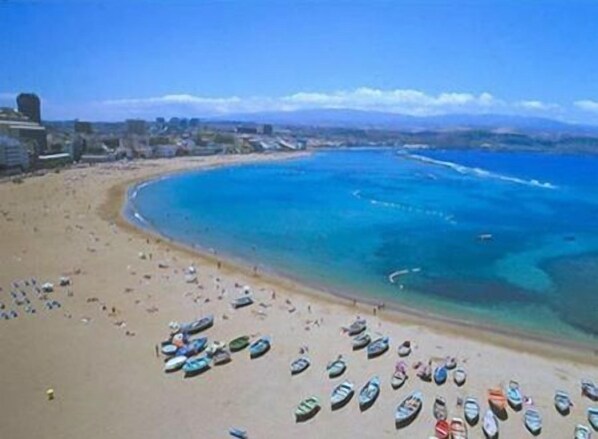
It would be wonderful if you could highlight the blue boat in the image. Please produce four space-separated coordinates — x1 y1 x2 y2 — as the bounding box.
249 336 271 359
176 337 208 357
434 365 448 385
507 380 523 410
182 356 211 376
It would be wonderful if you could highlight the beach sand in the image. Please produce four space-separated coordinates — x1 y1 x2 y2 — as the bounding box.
0 152 597 439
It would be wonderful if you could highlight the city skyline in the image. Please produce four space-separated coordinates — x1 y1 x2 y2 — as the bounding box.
1 0 598 123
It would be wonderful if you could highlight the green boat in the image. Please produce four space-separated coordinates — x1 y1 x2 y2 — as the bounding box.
295 396 320 422
229 335 250 352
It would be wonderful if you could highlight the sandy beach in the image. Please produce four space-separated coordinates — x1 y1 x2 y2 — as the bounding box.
0 152 597 439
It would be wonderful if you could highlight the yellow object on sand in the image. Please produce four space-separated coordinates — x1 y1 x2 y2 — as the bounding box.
46 389 54 400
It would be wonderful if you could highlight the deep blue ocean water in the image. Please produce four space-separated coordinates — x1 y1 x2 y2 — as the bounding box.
128 148 598 343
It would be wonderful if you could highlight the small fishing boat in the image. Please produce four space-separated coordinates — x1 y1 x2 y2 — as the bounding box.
231 295 254 309
229 335 250 352
290 356 311 375
582 380 598 401
453 367 467 386
347 318 367 336
575 425 592 439
435 419 450 439
249 336 271 359
397 340 412 357
367 336 389 358
433 396 448 421
176 337 208 357
181 314 214 335
327 357 347 378
507 380 523 410
391 361 408 389
417 362 432 382
488 387 507 413
554 390 572 415
331 380 354 410
164 355 187 373
213 349 231 365
352 332 371 350
206 341 226 357
295 396 320 422
588 407 598 431
395 391 423 427
444 356 457 370
450 418 468 439
434 365 448 385
358 376 380 411
464 398 480 425
182 356 211 376
228 428 247 439
161 344 178 356
524 408 542 435
482 409 499 438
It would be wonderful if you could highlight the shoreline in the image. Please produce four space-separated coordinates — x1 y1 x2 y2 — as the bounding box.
114 155 598 365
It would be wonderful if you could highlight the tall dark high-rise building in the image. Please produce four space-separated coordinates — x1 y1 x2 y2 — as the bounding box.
17 93 41 123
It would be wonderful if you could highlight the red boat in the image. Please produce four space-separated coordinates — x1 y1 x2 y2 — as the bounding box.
435 419 450 438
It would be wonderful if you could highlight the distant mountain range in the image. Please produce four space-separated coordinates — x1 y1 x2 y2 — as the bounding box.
213 108 598 135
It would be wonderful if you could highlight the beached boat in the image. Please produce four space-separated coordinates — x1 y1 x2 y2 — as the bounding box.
464 397 480 425
482 409 499 438
453 367 467 386
488 387 507 413
434 365 448 385
295 396 320 422
367 336 389 358
450 418 468 439
524 408 542 435
229 335 250 352
206 341 226 356
164 355 187 373
327 357 347 378
182 356 211 376
435 419 450 439
249 336 270 359
228 428 247 439
231 295 254 309
444 356 457 370
397 340 412 357
417 362 432 382
347 318 367 336
582 380 598 401
507 380 523 410
395 391 423 427
391 361 408 389
176 337 207 357
352 332 371 350
433 396 448 421
554 390 572 415
588 407 598 431
358 376 380 411
161 343 178 356
213 349 231 365
181 314 213 335
331 380 354 410
290 356 311 375
575 425 592 439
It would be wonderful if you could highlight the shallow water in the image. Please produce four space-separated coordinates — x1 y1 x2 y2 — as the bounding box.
128 148 598 343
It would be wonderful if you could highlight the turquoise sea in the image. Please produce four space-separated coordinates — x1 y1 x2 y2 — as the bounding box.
127 148 598 344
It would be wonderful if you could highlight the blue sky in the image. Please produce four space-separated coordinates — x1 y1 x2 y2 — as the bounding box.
1 0 598 123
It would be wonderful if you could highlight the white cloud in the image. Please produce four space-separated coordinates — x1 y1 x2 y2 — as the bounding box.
574 99 598 113
516 100 559 111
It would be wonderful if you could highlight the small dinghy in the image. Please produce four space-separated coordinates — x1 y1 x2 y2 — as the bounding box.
435 419 450 439
434 396 448 421
359 376 380 411
161 344 178 356
575 424 592 439
206 341 226 356
164 355 187 373
488 387 507 413
367 336 389 358
391 361 408 389
327 357 347 378
352 332 371 350
229 335 250 352
228 428 247 439
182 356 211 376
524 408 542 435
397 340 412 357
295 396 320 422
450 418 468 439
464 397 480 425
417 362 432 382
434 365 448 385
395 391 423 428
554 390 572 415
177 337 208 357
507 380 523 410
181 315 214 335
249 336 271 359
291 356 311 375
582 380 598 401
588 407 598 431
213 349 231 365
331 380 354 410
453 367 467 386
482 409 499 438
347 318 367 336
231 295 254 309
444 356 457 370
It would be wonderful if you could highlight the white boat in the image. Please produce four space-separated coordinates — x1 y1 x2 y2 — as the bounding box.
453 367 467 386
554 390 572 415
290 356 310 375
358 376 380 410
164 355 187 372
524 408 542 435
575 425 592 439
463 397 479 425
482 409 498 438
331 380 354 410
395 391 423 427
